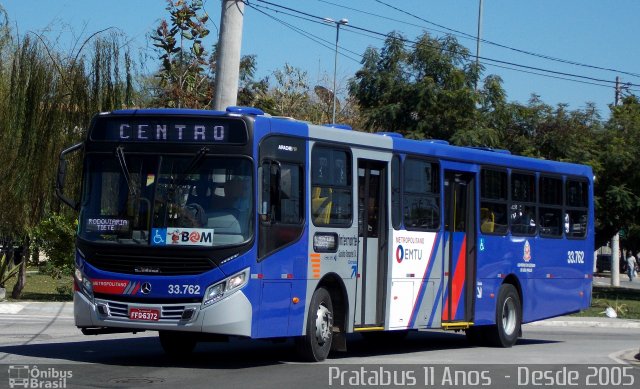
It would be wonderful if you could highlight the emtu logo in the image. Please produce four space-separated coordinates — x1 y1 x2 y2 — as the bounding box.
396 245 423 263
396 245 405 263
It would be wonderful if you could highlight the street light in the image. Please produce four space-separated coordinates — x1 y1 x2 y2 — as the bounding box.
324 17 348 124
475 0 483 91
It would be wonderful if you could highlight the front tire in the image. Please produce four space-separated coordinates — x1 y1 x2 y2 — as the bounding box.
159 331 197 356
295 287 333 362
486 284 521 347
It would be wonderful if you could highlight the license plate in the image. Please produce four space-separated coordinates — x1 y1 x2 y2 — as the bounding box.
129 308 160 321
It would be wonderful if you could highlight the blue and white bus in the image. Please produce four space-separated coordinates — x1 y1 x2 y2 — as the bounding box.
56 106 594 361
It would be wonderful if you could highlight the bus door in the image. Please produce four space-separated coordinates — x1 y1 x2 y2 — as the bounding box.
442 171 476 324
354 160 388 327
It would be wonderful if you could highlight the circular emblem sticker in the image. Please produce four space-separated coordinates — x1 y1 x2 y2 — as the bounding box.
396 245 405 263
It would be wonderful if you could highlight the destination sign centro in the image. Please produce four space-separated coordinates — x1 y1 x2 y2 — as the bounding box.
92 117 248 143
119 123 226 141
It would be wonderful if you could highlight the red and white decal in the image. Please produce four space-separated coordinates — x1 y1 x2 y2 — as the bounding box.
166 228 214 246
92 279 143 295
92 279 129 294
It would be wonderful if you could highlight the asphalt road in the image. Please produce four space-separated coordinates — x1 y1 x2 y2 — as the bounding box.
0 302 638 388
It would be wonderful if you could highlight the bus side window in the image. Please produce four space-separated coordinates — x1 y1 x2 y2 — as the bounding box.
311 146 352 227
480 169 508 235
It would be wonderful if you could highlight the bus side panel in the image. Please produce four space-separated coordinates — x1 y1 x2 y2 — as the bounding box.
474 235 510 325
521 278 587 323
388 231 441 329
254 230 309 338
475 234 593 325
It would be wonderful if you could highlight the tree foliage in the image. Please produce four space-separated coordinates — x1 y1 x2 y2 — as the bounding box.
595 96 640 247
350 32 482 139
151 0 211 108
0 21 136 296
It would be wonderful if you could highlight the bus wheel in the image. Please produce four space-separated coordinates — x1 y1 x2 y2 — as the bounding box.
487 284 521 347
159 331 197 356
295 287 333 362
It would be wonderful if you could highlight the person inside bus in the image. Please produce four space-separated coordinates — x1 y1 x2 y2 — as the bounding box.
187 174 212 208
222 176 250 210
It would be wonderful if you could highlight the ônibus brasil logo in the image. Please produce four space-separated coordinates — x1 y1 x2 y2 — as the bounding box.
395 245 423 263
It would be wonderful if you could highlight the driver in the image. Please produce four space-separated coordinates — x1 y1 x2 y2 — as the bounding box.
223 176 249 210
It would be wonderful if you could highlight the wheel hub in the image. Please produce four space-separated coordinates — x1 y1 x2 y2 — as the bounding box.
314 303 333 345
502 296 517 335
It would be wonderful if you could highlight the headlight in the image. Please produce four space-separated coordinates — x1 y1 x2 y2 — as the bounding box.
203 268 249 306
74 267 93 298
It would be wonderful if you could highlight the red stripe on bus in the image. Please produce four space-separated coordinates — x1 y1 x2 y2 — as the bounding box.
449 236 467 320
443 236 466 321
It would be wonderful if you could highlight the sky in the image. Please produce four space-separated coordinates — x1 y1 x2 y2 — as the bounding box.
1 0 639 118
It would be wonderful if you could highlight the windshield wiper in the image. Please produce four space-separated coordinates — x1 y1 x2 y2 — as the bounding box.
182 146 209 178
115 146 137 197
173 146 209 187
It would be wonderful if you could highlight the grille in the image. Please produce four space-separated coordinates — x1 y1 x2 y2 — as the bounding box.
106 301 128 318
88 253 215 275
102 301 192 321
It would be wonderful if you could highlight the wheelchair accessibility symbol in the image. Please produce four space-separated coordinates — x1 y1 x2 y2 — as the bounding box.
152 228 166 245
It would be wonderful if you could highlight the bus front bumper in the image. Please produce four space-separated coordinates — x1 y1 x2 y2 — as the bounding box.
74 291 252 337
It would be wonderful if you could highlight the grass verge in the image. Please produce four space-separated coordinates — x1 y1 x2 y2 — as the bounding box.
572 286 640 320
1 269 73 302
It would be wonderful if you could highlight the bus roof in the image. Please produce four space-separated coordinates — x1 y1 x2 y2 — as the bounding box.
98 107 593 179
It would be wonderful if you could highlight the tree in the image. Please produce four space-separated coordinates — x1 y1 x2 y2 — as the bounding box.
595 96 640 247
0 21 136 297
349 32 481 139
151 0 211 108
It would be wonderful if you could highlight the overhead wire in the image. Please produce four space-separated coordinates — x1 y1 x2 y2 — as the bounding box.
246 2 362 63
251 0 640 90
371 0 640 79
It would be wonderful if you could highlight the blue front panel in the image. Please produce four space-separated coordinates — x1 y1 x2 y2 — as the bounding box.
251 116 310 338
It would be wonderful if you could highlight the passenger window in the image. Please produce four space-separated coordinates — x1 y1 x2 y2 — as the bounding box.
480 169 508 234
311 147 352 226
539 176 563 237
565 179 589 238
510 173 536 235
403 158 440 230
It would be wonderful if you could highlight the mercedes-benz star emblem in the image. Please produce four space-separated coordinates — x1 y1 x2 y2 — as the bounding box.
141 282 152 294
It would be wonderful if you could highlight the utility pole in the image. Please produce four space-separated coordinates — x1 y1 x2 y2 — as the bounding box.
611 75 621 287
213 0 245 111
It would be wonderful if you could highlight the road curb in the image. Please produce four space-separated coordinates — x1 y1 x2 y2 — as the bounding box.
526 318 640 329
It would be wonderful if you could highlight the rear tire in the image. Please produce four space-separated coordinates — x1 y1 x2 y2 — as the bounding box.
486 284 521 347
295 287 333 362
159 331 197 356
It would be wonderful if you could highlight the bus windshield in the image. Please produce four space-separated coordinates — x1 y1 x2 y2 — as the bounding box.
79 153 253 247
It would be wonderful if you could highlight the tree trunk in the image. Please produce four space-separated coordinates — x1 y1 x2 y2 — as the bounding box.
11 238 30 299
31 247 40 266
